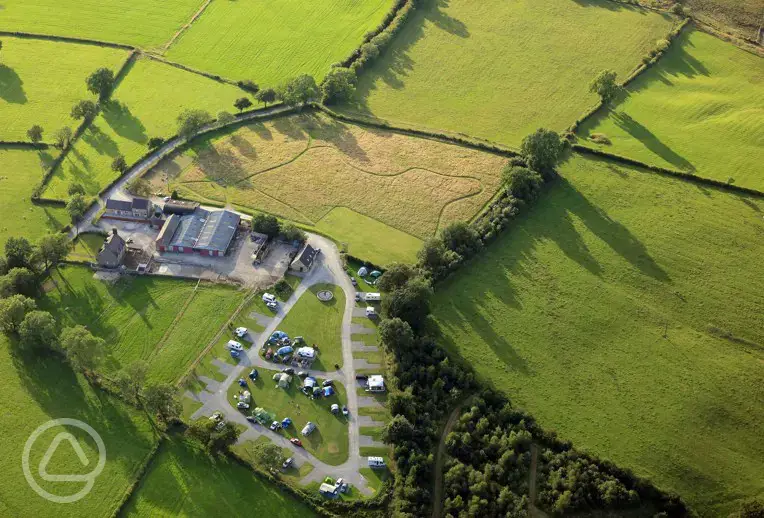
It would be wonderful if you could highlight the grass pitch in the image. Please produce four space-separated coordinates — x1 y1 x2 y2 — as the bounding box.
0 37 127 142
432 154 764 515
0 335 157 517
166 0 393 84
0 0 204 49
578 29 764 191
0 147 68 247
122 436 318 517
340 0 675 146
44 56 252 199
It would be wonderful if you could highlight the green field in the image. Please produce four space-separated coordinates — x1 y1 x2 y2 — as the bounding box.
277 283 346 370
578 29 764 191
44 56 252 199
68 232 106 262
0 335 157 517
1 0 203 49
41 265 245 384
227 368 349 465
0 38 127 142
340 0 675 146
166 0 393 84
0 147 68 247
122 437 318 517
432 154 764 515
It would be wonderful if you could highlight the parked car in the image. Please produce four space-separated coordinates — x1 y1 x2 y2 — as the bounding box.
236 402 250 410
342 406 349 416
248 368 259 381
297 371 308 378
355 374 368 381
331 404 339 414
351 277 357 286
270 421 280 431
266 301 278 311
282 457 294 470
290 438 303 447
281 417 292 428
227 340 243 351
246 415 256 423
235 327 248 338
282 367 295 375
230 349 240 359
322 379 334 387
238 378 247 387
210 411 223 422
301 421 316 436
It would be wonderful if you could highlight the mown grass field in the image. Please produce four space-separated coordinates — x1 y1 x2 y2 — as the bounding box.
166 0 393 84
0 38 127 142
122 436 318 517
340 0 675 147
1 0 203 49
432 154 764 516
41 265 245 384
68 232 106 262
227 368 349 465
44 56 252 199
0 147 68 247
149 113 505 264
0 335 157 517
578 29 764 191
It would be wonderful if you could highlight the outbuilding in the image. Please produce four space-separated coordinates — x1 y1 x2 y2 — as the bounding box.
290 244 318 272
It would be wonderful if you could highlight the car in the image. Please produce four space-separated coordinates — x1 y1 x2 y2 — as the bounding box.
290 438 303 447
355 293 361 302
210 411 223 422
226 340 243 351
355 374 368 381
351 277 357 286
266 301 278 310
282 457 294 470
342 406 349 416
301 421 316 436
282 367 295 375
248 368 259 381
331 404 339 414
235 327 248 338
281 417 292 428
297 371 308 378
246 415 256 423
236 402 250 410
163 196 171 202
322 379 334 387
270 421 280 431
230 349 240 359
336 478 348 493
238 378 247 387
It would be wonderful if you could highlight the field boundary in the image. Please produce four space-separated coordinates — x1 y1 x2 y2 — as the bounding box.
161 0 214 53
149 280 202 356
108 436 165 518
0 141 50 149
0 30 135 50
143 52 240 87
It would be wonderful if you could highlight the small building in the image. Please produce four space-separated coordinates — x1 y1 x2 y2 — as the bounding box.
97 229 126 268
104 197 154 221
155 214 180 253
250 231 270 263
367 375 385 393
154 208 240 257
290 244 318 272
162 199 199 215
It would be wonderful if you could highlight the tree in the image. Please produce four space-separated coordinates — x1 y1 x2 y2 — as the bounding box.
27 125 44 144
739 500 764 518
255 88 277 108
67 183 86 196
38 234 71 271
379 317 415 354
143 382 182 422
60 325 104 372
54 126 73 149
147 137 165 150
66 193 88 235
187 418 240 453
250 441 285 470
440 222 482 259
70 100 98 121
18 310 58 351
127 177 152 197
589 69 621 105
251 213 280 238
1 267 38 297
383 415 414 444
234 97 253 113
238 80 259 93
321 67 356 104
417 236 458 278
5 236 35 269
277 75 319 107
378 263 416 292
217 110 235 125
502 166 543 202
520 128 563 176
86 67 115 100
111 154 127 173
114 360 148 401
0 295 36 334
382 277 432 331
279 223 306 243
177 109 213 138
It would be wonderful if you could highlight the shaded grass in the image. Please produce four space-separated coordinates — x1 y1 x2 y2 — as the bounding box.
340 0 675 146
68 232 106 262
234 435 315 483
432 154 764 516
578 29 764 190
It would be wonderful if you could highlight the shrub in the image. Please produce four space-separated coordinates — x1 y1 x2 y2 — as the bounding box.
501 166 544 202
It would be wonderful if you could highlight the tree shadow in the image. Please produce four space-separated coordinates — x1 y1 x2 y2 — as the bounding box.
247 121 273 141
101 100 148 144
429 0 470 38
611 111 694 171
80 123 121 158
0 64 27 104
193 145 251 187
307 113 368 163
568 0 648 14
271 116 309 141
229 134 257 160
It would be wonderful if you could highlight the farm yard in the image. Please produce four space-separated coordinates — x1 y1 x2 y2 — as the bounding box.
340 0 676 146
432 154 764 516
166 0 395 84
578 29 764 190
43 56 252 199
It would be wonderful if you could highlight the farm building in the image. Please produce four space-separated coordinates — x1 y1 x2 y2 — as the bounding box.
250 231 270 263
290 244 318 272
162 199 199 215
97 229 126 268
103 197 154 221
155 208 241 257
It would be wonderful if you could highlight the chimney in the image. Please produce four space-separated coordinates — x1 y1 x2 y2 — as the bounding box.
112 228 118 236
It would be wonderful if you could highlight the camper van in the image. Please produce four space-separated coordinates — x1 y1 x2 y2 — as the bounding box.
367 456 386 469
364 292 381 302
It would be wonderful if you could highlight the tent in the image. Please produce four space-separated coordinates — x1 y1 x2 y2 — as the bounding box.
253 407 272 424
276 373 292 388
269 331 288 343
323 386 335 397
277 345 294 356
312 387 322 397
357 266 368 277
303 377 317 389
239 390 251 403
370 270 382 278
297 347 316 359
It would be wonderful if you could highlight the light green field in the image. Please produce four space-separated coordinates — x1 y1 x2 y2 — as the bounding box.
166 0 393 84
0 335 157 517
0 38 127 142
0 0 203 49
277 283 346 370
340 0 675 146
432 154 764 516
0 147 68 247
226 368 349 465
68 232 106 262
578 29 764 191
40 265 245 384
44 56 252 199
122 437 318 517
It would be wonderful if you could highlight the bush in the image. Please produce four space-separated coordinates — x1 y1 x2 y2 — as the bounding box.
274 279 293 299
